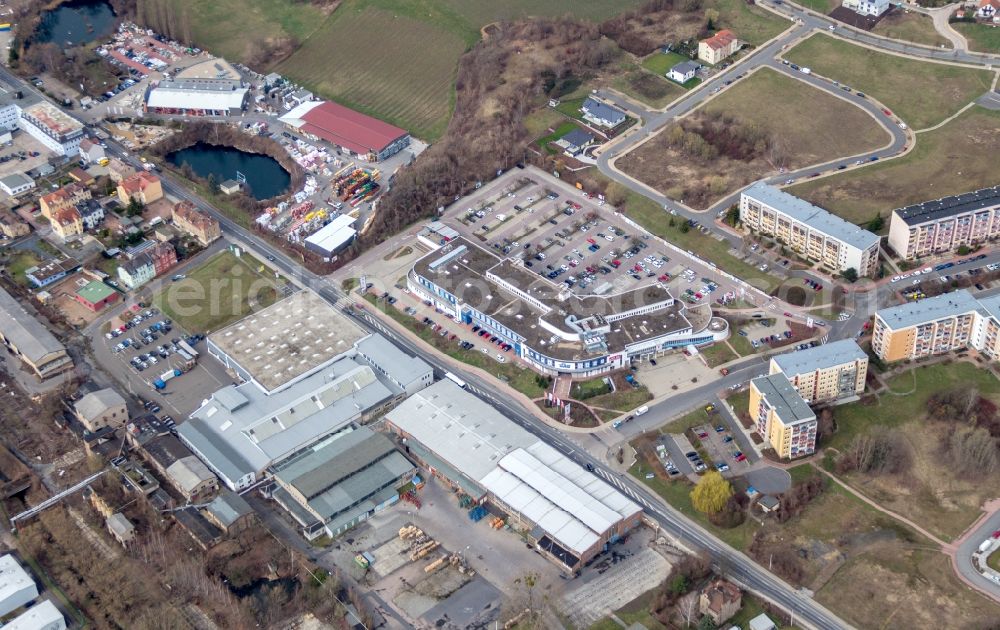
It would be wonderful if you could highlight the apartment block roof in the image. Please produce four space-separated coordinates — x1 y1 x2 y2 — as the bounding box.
875 288 982 330
893 186 1000 226
21 101 83 137
751 372 815 425
771 339 867 376
742 183 880 251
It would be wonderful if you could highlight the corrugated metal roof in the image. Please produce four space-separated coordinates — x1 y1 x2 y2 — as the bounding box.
0 287 67 365
282 100 408 155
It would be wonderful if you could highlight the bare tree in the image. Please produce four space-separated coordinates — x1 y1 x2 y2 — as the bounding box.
678 591 700 628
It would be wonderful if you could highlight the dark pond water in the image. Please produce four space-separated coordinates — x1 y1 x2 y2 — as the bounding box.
35 0 117 47
167 142 291 201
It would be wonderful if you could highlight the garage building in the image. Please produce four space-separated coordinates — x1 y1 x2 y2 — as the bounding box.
0 554 37 617
279 100 410 161
0 287 73 380
385 381 642 572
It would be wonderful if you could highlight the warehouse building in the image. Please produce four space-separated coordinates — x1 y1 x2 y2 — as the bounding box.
19 101 83 156
887 186 1000 260
0 287 72 380
145 78 250 116
0 554 38 618
408 237 728 376
303 214 357 258
206 290 368 394
354 335 433 395
740 183 880 277
769 339 868 403
0 172 35 197
749 372 817 459
268 426 414 539
385 381 642 572
279 100 410 161
4 600 63 630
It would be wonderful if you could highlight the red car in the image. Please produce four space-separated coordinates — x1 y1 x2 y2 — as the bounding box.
697 431 709 439
587 238 597 245
992 529 1000 539
658 274 668 282
882 108 892 116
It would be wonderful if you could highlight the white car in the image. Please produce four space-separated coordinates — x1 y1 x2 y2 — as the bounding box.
496 354 506 363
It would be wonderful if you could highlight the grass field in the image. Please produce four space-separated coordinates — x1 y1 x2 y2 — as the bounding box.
700 342 738 367
154 251 280 333
612 69 686 108
586 386 653 412
784 34 993 129
871 10 951 48
953 23 1000 53
702 68 888 164
534 121 579 153
5 250 42 286
825 362 1000 539
275 5 467 140
794 0 840 12
618 67 887 210
711 0 790 45
989 549 1000 573
788 106 1000 224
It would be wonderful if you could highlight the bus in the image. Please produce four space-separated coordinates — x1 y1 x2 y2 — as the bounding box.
445 372 467 389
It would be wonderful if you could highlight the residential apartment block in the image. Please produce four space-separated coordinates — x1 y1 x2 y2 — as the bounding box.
769 339 868 403
740 183 880 277
39 182 90 221
872 289 1000 362
117 172 163 206
50 207 83 241
749 372 817 459
887 186 1000 260
172 200 221 245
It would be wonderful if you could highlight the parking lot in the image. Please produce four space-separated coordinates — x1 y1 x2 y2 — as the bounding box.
691 418 751 476
95 302 234 418
441 169 751 308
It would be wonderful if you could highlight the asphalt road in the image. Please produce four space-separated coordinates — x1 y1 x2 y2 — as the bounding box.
956 509 1000 600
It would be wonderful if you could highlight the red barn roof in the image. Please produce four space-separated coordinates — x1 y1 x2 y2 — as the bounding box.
299 101 408 156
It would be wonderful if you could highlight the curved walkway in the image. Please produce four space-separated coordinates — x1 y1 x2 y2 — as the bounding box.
927 3 970 52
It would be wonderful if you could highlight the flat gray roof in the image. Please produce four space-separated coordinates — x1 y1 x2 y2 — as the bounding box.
0 173 33 188
893 186 1000 226
180 355 399 483
742 183 880 251
0 287 67 365
205 490 253 528
876 289 982 330
354 334 431 387
271 427 413 522
385 380 538 484
771 339 866 376
209 290 366 392
751 372 815 425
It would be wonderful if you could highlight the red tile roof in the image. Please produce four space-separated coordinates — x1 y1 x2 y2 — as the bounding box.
702 29 737 50
120 172 160 195
300 101 408 156
980 0 1000 10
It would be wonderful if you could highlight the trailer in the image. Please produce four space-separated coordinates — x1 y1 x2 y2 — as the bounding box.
153 369 182 389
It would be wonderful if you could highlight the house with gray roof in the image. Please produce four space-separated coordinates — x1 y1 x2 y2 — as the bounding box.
555 128 597 157
581 97 626 128
0 287 72 380
269 426 414 539
74 388 128 432
667 60 701 84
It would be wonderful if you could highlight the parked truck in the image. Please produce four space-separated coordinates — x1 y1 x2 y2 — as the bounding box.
153 369 182 390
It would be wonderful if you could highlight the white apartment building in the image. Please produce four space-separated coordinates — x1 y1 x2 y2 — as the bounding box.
872 289 1000 362
887 186 1000 260
842 0 890 16
740 183 880 277
19 102 84 157
769 339 868 403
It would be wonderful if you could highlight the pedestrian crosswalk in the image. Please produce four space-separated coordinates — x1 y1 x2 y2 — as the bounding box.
594 467 651 508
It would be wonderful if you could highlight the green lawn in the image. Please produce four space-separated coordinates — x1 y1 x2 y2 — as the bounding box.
586 386 654 412
788 106 1000 224
728 331 758 356
784 33 994 129
710 0 790 45
554 96 588 122
794 0 840 12
611 68 686 108
827 362 1000 450
953 22 1000 53
153 251 279 333
640 51 690 76
5 250 43 286
363 295 551 399
571 377 612 399
522 108 566 138
700 342 738 367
